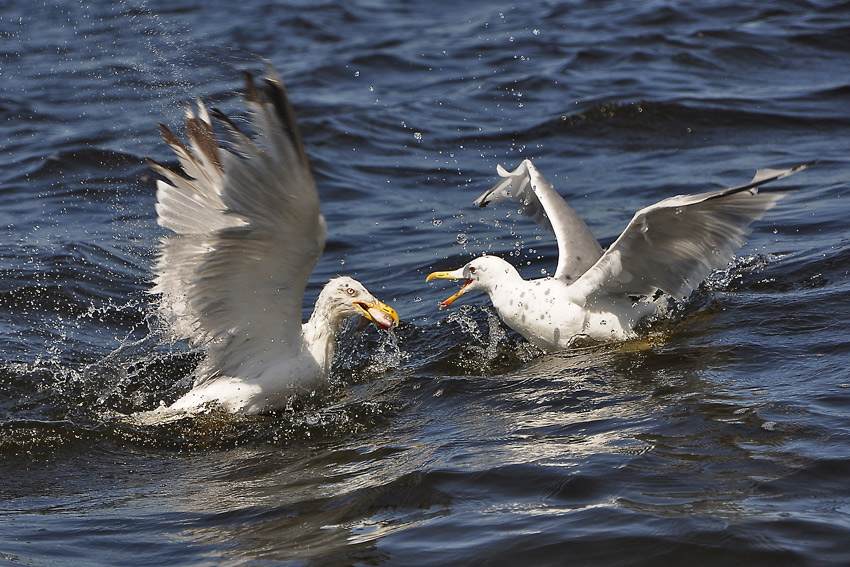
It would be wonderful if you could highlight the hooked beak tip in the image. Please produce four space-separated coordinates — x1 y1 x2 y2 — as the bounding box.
355 300 399 330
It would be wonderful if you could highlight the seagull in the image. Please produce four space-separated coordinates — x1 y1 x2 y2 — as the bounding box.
427 158 812 351
145 68 399 414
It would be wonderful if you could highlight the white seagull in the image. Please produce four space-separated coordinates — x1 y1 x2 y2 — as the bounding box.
146 68 398 414
427 158 812 351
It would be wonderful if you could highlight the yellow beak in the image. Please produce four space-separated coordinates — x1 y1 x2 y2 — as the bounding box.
355 300 399 330
426 268 471 310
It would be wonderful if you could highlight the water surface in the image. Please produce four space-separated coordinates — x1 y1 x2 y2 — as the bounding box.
1 1 849 565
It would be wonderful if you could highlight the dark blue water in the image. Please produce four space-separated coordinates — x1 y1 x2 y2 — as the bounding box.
2 1 850 565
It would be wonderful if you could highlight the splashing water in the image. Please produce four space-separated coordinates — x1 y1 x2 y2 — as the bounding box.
332 318 407 384
446 305 508 365
365 328 407 375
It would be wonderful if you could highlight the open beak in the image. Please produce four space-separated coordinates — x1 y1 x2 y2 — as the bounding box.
354 300 399 330
426 268 471 310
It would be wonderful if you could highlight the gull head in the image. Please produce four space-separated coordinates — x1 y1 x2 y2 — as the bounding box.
321 276 399 330
426 255 515 310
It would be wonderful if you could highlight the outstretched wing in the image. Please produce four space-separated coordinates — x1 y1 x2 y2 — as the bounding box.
568 162 814 304
474 159 602 281
148 68 326 382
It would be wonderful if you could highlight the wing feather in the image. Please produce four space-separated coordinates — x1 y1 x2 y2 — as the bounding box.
150 70 324 382
569 162 815 304
475 159 602 281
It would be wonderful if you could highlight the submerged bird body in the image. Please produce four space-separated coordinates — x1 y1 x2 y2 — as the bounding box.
429 159 812 350
147 69 397 415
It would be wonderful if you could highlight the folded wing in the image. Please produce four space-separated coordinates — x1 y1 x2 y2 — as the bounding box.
148 68 326 381
569 162 814 304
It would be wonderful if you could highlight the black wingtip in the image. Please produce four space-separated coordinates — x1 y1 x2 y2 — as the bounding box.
473 193 492 208
157 122 177 141
242 71 261 105
210 106 245 136
260 75 309 165
794 158 820 172
237 67 311 172
705 159 817 202
146 157 173 177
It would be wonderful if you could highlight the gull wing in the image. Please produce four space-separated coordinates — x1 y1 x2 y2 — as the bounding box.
148 68 326 382
568 162 814 305
474 159 602 281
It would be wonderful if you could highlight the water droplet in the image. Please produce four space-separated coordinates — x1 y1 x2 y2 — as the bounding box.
354 70 360 77
340 259 345 266
432 218 442 227
413 296 422 302
533 29 540 35
456 233 467 244
414 132 422 142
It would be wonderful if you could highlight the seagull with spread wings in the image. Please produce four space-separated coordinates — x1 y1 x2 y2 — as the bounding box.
427 159 812 350
146 68 398 414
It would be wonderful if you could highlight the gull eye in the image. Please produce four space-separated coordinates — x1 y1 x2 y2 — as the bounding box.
469 266 477 274
346 287 357 296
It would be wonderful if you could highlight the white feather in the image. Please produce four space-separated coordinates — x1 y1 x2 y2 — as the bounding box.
433 160 813 350
143 68 397 415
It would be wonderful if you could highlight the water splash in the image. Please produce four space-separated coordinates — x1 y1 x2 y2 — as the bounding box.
702 253 777 291
446 305 507 365
366 328 407 375
333 320 407 383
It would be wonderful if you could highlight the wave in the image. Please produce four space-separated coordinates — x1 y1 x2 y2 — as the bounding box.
523 100 849 143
